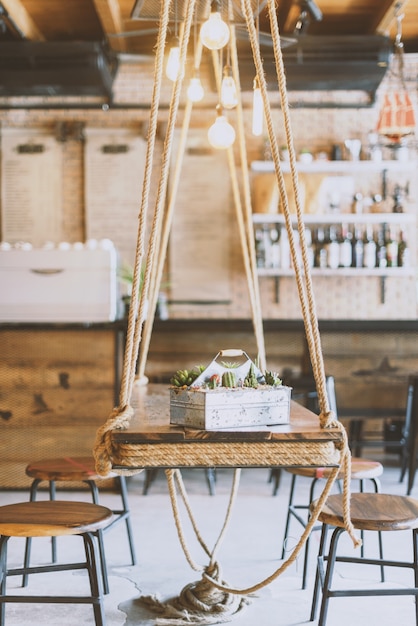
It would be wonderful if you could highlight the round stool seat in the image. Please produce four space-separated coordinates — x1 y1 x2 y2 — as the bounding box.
0 501 113 537
25 456 115 482
313 492 418 532
286 457 383 481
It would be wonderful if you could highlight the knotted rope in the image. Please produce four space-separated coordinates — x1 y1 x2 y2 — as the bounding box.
138 469 250 624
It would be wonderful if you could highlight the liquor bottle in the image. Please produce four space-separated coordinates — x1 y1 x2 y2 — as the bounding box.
314 227 327 268
376 225 387 268
326 225 340 269
352 226 364 268
255 228 266 268
385 224 398 268
339 224 353 268
270 227 280 269
397 228 410 267
304 227 315 269
363 224 377 269
280 227 291 270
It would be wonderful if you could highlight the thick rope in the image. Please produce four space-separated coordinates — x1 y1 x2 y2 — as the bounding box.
139 469 251 624
139 461 340 626
94 0 197 475
241 0 359 549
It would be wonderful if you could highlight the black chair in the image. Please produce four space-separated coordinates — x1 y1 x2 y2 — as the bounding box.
280 375 384 589
403 374 418 494
346 374 418 486
310 493 418 626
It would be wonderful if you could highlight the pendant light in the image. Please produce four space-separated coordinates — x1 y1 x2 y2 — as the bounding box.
252 75 263 136
220 43 237 109
200 0 230 51
208 104 235 149
166 45 180 81
166 0 180 81
187 72 205 102
251 8 264 135
187 15 204 102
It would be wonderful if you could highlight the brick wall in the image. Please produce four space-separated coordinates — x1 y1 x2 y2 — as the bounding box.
0 54 417 320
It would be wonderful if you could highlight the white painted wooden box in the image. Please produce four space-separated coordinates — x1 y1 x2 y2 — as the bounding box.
170 385 291 430
0 244 118 322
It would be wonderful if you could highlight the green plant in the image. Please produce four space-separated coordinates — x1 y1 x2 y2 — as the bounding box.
222 371 237 388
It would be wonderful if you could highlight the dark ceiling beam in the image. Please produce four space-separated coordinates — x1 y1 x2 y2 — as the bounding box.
0 0 44 39
92 0 127 52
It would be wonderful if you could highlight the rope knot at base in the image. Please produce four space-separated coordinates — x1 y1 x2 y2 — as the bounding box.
139 562 251 625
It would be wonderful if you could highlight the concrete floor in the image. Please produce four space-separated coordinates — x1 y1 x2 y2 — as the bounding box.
0 459 417 626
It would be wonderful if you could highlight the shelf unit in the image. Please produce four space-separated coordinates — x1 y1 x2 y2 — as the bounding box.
251 161 417 305
251 159 417 174
253 212 415 278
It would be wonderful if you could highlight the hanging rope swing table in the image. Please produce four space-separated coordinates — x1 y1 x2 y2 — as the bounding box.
94 0 359 623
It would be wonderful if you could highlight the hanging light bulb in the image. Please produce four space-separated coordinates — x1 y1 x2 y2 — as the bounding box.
208 105 236 149
187 72 204 102
220 65 238 109
200 0 230 50
166 45 180 81
252 76 263 136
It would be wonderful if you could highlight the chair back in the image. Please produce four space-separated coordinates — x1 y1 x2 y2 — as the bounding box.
325 375 338 419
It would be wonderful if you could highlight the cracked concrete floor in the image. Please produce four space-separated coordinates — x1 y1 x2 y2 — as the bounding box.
0 463 417 626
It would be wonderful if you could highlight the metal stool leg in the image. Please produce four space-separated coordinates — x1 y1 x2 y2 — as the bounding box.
117 475 137 565
281 474 297 559
85 480 110 595
0 536 8 626
23 478 57 587
317 526 345 626
83 533 106 626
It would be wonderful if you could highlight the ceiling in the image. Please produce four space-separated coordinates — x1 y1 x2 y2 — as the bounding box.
0 0 418 57
0 0 417 104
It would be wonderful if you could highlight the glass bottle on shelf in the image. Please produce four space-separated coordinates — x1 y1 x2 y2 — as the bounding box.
376 225 387 268
255 227 266 268
326 225 340 269
270 227 280 268
385 224 399 267
352 226 364 268
280 227 291 270
363 224 377 269
314 227 327 269
398 228 410 267
339 224 353 268
304 227 315 268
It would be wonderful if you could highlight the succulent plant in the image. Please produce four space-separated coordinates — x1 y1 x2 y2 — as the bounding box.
244 363 259 388
222 371 237 388
264 370 282 386
170 365 205 387
220 360 240 369
208 374 221 389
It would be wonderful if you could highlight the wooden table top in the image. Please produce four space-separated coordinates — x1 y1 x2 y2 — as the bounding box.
111 384 343 445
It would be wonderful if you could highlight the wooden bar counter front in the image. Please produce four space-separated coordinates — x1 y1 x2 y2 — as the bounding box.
110 384 343 471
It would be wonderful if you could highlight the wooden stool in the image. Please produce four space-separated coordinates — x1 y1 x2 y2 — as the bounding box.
281 458 384 589
0 500 113 626
310 493 418 626
24 456 136 592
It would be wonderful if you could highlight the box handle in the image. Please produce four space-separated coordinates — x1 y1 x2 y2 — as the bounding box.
219 349 244 358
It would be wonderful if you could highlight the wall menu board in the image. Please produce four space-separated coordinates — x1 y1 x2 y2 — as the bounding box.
1 129 63 246
84 128 146 268
169 130 232 304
